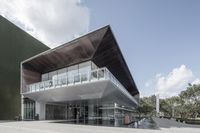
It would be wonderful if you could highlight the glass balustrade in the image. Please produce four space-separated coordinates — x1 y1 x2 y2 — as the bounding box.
25 67 137 104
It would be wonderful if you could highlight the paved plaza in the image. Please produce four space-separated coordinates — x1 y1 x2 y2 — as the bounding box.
0 118 199 133
152 117 200 133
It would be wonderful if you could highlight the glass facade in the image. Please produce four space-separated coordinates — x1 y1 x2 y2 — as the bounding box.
41 61 97 82
43 100 136 126
23 98 136 126
25 61 98 93
23 61 137 126
21 26 139 127
23 98 35 120
25 61 106 93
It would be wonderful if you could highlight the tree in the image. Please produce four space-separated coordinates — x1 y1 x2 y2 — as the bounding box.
139 84 200 119
179 84 200 118
159 83 200 119
138 95 155 117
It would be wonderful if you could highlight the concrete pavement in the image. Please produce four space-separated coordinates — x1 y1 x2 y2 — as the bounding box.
153 117 200 133
0 119 199 133
0 121 157 133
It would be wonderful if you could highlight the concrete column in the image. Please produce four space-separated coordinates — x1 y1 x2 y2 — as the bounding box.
35 101 46 120
114 103 119 127
88 104 94 119
21 95 24 120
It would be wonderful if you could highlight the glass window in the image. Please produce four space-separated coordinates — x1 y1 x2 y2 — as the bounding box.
57 68 67 85
39 82 44 90
67 65 78 84
98 69 105 79
24 99 35 120
91 62 98 70
41 73 48 81
44 80 50 88
35 83 40 92
79 61 91 73
49 71 57 80
58 68 67 75
91 70 97 80
57 73 67 85
31 84 35 92
41 61 99 85
79 61 91 82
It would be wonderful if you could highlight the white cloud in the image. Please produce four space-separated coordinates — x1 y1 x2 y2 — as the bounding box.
192 78 200 85
142 65 200 98
0 0 90 48
155 65 193 98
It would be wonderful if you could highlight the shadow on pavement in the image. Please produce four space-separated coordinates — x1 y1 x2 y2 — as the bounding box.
0 120 16 123
153 117 200 129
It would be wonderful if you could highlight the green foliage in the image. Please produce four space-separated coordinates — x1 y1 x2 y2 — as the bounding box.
159 96 180 117
160 84 200 119
140 84 200 119
138 95 156 116
178 84 200 118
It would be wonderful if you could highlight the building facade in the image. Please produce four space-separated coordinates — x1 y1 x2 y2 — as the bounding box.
0 15 49 120
21 25 139 126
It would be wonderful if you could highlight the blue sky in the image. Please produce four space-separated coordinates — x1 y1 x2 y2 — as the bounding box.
1 0 200 98
84 0 200 97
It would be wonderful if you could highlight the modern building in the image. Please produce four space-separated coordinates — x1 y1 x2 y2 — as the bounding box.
0 15 49 119
21 25 139 126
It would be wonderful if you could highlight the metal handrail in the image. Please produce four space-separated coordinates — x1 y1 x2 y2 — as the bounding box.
25 67 137 104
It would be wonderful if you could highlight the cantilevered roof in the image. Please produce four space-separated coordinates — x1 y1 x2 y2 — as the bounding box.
22 25 139 96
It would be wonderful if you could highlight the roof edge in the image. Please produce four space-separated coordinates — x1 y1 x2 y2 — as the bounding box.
108 26 139 95
21 25 110 64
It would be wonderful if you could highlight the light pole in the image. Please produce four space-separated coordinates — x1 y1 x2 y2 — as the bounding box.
156 94 160 117
155 87 160 117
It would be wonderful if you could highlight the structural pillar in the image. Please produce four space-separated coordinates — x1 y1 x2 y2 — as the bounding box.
35 101 46 120
21 95 24 120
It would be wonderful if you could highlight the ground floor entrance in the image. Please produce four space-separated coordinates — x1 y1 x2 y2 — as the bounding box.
45 103 88 122
23 98 137 126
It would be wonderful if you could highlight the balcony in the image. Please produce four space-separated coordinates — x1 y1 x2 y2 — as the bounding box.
23 67 137 104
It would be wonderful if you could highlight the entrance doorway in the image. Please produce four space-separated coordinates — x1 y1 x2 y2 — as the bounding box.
73 107 80 121
23 98 35 120
45 102 91 123
68 104 86 122
46 104 66 120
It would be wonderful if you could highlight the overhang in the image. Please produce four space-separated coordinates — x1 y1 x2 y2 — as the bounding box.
23 80 137 107
22 25 139 97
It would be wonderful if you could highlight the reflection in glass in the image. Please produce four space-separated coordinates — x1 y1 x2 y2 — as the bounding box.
81 73 88 82
49 71 57 80
42 73 48 81
74 74 80 83
35 83 39 92
79 61 91 82
68 65 78 84
91 62 98 70
98 69 105 79
91 71 97 80
57 73 66 86
23 98 35 120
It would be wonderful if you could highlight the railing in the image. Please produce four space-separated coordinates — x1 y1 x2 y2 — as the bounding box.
24 67 137 104
107 69 138 104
